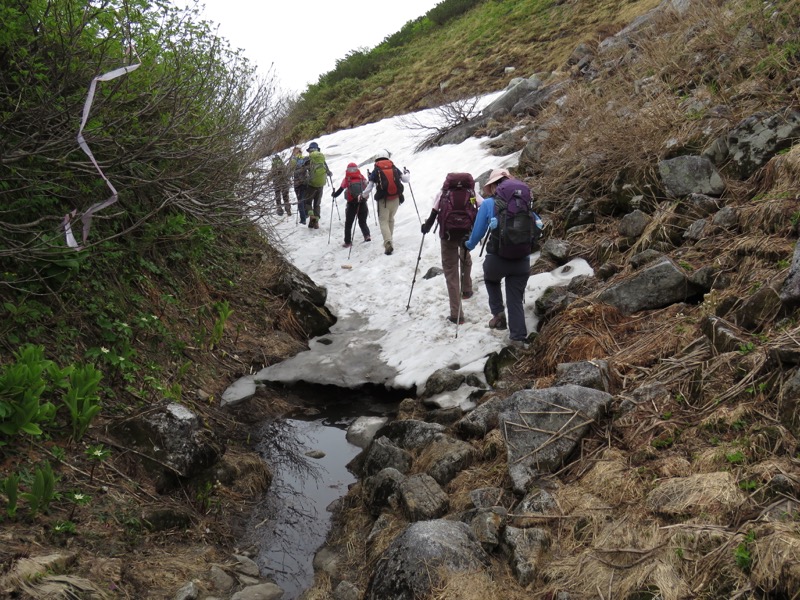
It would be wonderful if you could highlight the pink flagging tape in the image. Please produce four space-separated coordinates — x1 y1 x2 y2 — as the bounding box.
65 60 141 249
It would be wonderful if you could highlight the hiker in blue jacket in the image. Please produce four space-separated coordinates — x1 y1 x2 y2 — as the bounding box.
464 168 531 347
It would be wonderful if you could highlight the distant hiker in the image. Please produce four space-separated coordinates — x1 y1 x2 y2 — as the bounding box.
421 173 482 324
289 146 309 224
464 168 535 347
332 162 371 247
304 141 332 229
360 156 409 255
271 154 292 216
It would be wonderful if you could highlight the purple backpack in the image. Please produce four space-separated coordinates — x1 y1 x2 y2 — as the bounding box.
489 178 534 259
437 173 477 240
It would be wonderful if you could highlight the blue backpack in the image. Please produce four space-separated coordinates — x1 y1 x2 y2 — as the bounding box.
489 179 536 259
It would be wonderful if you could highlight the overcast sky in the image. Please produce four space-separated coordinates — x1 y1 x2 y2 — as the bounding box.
188 0 445 94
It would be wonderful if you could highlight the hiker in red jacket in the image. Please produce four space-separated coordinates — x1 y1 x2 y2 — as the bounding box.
331 163 371 248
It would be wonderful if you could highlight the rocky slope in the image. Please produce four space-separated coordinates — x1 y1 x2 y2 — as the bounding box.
300 1 800 598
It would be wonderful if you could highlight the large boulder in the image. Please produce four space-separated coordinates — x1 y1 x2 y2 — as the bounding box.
365 520 490 600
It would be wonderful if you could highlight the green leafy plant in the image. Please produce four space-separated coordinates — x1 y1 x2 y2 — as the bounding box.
739 479 758 491
61 364 103 441
20 461 57 516
52 520 77 535
737 342 756 355
725 450 746 465
0 344 58 444
209 300 233 349
734 531 756 572
65 490 92 521
2 473 20 518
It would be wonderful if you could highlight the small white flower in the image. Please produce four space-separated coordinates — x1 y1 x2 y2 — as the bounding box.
100 347 110 354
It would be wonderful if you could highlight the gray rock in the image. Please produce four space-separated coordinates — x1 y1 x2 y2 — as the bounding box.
361 436 412 478
363 467 405 516
399 473 449 521
780 240 800 307
109 402 222 480
174 581 199 600
333 580 362 600
658 155 725 197
209 565 234 592
500 385 612 493
232 554 260 578
346 416 389 449
423 367 466 397
423 434 478 485
221 376 257 408
618 209 650 239
230 582 284 600
555 360 611 392
500 526 550 585
597 259 703 314
375 419 446 450
711 206 739 230
724 109 800 179
541 239 570 264
365 520 490 600
684 218 707 241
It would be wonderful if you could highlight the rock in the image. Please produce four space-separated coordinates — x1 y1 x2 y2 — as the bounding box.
618 209 650 239
174 581 199 600
499 385 613 493
230 582 284 600
346 416 389 449
365 520 490 600
361 436 412 477
209 565 235 592
109 402 222 480
597 258 703 314
232 554 260 577
422 367 466 397
374 419 446 450
363 467 405 516
722 109 800 178
399 473 449 521
658 155 725 197
500 526 550 586
420 434 478 485
554 360 611 392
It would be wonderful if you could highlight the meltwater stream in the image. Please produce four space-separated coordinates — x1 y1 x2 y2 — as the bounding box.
238 396 398 599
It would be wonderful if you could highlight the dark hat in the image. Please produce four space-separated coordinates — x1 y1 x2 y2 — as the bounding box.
307 142 320 152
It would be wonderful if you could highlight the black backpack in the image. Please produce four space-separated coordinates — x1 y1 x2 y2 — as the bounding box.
489 179 535 259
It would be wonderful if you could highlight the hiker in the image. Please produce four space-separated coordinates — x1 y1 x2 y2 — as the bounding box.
463 168 533 347
289 146 308 224
332 162 371 247
421 173 482 324
304 141 332 229
359 156 409 255
271 154 292 216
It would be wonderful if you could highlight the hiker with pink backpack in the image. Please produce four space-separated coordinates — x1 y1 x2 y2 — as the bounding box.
463 168 542 348
421 173 483 325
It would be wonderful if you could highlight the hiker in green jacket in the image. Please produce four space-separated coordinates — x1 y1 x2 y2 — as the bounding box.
304 142 332 229
271 154 291 216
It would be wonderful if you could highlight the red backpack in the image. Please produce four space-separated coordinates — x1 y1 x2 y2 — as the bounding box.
374 159 404 200
344 165 365 201
437 173 477 240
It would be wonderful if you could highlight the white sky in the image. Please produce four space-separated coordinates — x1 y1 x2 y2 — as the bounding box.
189 0 445 93
248 91 594 400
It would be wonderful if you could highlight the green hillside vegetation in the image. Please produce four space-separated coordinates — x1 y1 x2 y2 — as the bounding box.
286 0 661 142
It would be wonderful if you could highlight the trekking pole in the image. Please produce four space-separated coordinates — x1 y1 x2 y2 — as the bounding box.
406 233 426 311
328 175 341 220
479 228 491 257
404 170 422 225
327 198 335 244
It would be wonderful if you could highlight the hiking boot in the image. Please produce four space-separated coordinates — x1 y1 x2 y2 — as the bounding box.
447 315 465 325
488 313 507 330
307 218 314 228
313 219 320 229
342 242 352 248
384 242 393 255
364 236 371 242
286 209 292 216
277 209 284 216
509 339 530 351
462 290 474 299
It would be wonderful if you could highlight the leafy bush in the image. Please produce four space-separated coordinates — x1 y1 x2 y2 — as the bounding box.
427 0 486 25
